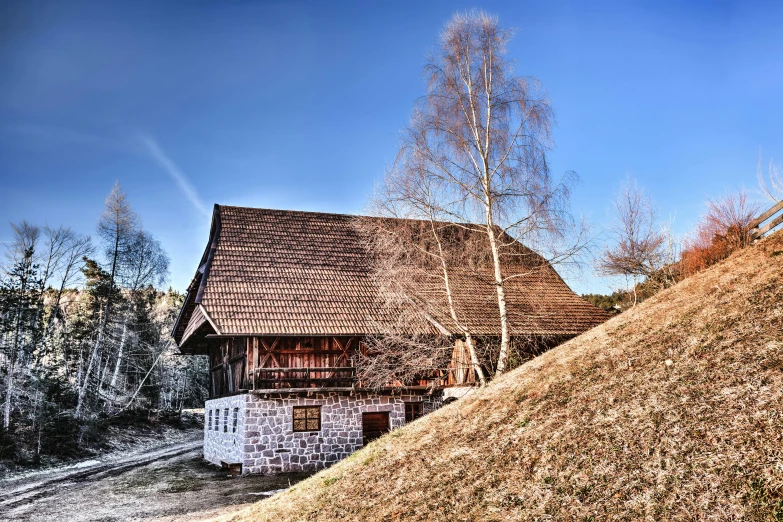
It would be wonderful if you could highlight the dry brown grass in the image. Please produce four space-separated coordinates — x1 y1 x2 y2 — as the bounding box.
219 232 783 522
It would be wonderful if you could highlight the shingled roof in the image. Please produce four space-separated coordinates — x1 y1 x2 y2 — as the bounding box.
173 205 609 351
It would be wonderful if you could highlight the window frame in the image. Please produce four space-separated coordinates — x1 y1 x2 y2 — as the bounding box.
404 402 423 423
224 408 229 432
232 407 239 433
214 409 220 431
292 406 321 432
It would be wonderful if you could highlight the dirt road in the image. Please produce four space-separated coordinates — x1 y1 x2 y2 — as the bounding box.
0 433 311 522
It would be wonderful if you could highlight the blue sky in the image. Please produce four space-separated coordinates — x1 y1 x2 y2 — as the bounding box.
1 1 781 294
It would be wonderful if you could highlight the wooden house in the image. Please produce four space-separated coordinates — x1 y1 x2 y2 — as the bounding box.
173 205 608 474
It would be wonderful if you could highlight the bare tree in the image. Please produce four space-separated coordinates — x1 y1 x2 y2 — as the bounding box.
31 226 77 357
359 161 488 386
758 155 783 203
597 179 668 306
42 232 93 340
76 182 139 417
4 222 40 265
372 10 584 376
357 214 484 389
38 227 70 295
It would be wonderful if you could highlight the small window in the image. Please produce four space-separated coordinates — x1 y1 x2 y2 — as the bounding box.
215 409 220 431
224 408 229 432
292 406 321 432
232 407 239 433
405 402 423 423
208 410 212 430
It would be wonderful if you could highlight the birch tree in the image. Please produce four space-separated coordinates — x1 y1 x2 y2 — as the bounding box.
376 10 583 376
358 157 488 387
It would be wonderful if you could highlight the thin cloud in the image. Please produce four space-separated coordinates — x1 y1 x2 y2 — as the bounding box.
138 134 211 218
3 123 130 152
6 123 212 218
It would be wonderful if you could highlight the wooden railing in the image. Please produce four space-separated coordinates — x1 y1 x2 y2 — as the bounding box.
750 199 783 239
249 366 357 390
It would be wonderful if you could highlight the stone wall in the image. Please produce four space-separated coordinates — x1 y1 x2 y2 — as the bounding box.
241 391 441 474
203 394 247 466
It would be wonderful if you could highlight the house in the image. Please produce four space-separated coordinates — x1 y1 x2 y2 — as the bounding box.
173 205 608 474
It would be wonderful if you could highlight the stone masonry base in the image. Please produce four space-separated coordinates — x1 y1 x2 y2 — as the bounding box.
203 391 441 474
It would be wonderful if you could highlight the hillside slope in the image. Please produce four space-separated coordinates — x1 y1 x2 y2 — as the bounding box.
222 233 783 521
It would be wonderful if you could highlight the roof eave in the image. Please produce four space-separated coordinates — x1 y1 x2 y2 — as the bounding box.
171 204 221 342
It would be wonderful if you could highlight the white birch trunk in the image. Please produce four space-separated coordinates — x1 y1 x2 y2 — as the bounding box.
429 219 488 386
109 319 128 390
484 206 512 376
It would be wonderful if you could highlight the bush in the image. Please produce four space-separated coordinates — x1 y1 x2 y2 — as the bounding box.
680 190 760 277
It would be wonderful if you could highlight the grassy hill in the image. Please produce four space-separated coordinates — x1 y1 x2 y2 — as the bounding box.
221 232 783 521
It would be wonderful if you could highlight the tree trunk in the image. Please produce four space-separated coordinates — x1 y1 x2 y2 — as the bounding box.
109 318 129 390
484 206 511 375
42 277 67 346
118 350 165 414
4 311 25 429
464 333 486 387
429 218 487 386
75 319 105 417
76 339 85 388
3 355 15 429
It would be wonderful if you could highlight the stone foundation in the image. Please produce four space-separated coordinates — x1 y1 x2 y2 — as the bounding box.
203 391 442 474
203 394 246 466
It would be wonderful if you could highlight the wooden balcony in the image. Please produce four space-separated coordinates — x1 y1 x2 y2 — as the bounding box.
249 366 357 391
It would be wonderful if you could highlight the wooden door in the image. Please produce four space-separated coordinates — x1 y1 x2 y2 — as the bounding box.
362 412 390 445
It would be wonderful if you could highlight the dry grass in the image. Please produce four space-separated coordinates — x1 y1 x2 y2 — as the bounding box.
219 232 783 522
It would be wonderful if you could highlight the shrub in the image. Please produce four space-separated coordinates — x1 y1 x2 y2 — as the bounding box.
680 190 760 277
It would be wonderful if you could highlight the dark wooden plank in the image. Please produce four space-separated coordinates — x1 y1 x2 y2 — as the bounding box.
750 199 783 229
252 366 356 372
756 212 783 236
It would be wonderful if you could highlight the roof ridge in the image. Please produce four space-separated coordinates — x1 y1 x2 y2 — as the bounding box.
219 205 471 227
219 205 366 219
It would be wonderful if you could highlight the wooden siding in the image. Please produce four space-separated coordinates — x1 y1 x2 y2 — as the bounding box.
209 336 362 397
208 334 552 398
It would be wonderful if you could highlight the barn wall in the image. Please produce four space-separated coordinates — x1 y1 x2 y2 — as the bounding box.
241 391 441 474
203 394 247 466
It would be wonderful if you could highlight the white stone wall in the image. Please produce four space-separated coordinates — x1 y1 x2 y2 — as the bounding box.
241 392 441 474
203 394 247 466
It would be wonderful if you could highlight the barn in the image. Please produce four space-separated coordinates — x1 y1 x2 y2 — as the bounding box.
173 205 608 474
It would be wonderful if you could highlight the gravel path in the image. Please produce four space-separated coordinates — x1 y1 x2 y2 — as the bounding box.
0 433 312 522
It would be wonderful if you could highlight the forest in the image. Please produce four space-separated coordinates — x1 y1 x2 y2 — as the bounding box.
0 183 208 469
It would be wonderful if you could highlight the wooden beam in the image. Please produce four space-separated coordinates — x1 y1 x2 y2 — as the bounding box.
247 385 438 395
755 212 783 237
750 199 783 229
252 366 355 372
